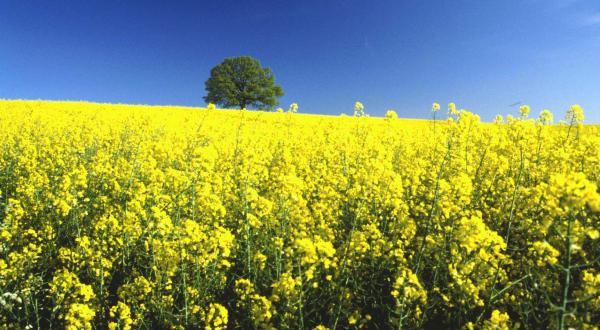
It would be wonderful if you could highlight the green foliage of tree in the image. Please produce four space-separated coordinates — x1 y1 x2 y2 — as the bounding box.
204 56 284 110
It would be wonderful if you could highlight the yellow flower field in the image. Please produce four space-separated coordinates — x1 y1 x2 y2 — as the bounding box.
0 100 598 329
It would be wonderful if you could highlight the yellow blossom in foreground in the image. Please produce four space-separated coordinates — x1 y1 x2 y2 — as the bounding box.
483 310 510 330
65 303 96 330
204 303 228 330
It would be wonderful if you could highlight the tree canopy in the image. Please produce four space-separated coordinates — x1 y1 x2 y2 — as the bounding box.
204 56 284 110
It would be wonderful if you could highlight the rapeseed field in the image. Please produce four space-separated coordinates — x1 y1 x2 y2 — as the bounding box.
0 100 598 329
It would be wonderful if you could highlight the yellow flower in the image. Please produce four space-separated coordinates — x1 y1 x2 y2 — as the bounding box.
254 252 267 270
385 110 398 119
447 102 458 115
567 104 584 123
538 109 553 124
483 310 510 330
354 101 365 117
519 104 530 118
65 303 96 330
587 229 600 240
288 102 299 113
313 325 329 330
494 114 504 124
348 310 360 325
108 302 133 330
354 101 364 112
529 241 560 267
204 303 228 330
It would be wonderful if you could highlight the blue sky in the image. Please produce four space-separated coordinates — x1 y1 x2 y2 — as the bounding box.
1 0 599 122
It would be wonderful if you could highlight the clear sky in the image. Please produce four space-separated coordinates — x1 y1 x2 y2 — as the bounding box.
1 0 599 122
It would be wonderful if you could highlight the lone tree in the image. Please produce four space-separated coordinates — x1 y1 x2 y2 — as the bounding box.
204 56 284 110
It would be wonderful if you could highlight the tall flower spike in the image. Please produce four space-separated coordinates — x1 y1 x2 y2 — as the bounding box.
386 110 398 119
354 101 365 117
567 104 584 123
447 102 457 115
494 115 504 124
354 101 364 112
519 105 530 118
539 109 553 124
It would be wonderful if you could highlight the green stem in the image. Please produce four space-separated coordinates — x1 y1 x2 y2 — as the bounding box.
558 215 572 330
